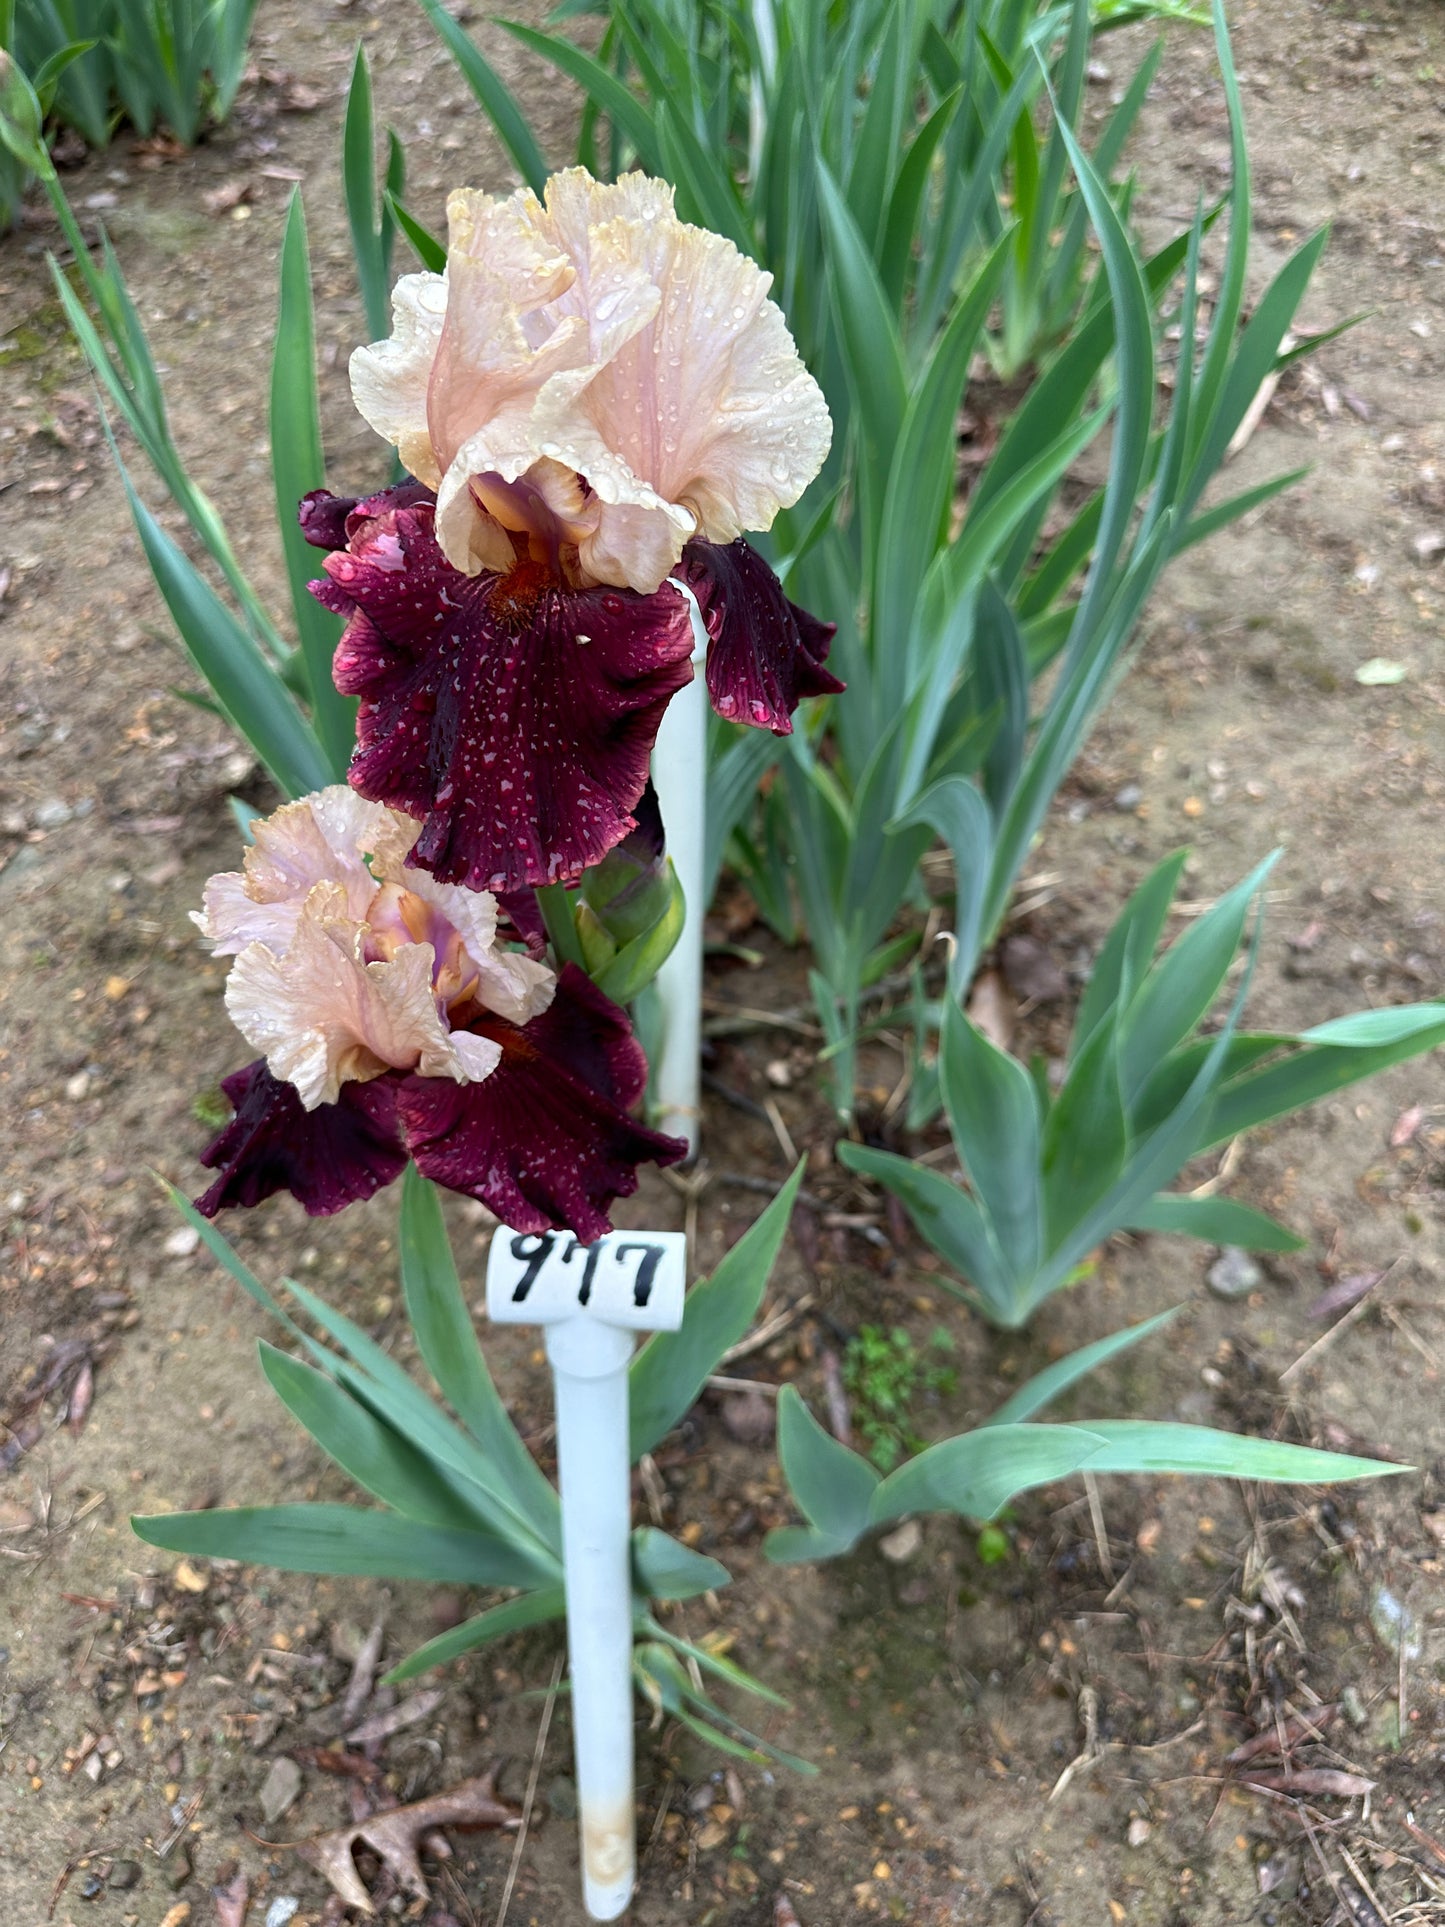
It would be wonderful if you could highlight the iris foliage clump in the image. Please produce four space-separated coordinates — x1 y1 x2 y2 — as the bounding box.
0 0 259 227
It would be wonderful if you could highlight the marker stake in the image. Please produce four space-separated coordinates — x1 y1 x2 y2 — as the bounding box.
488 1227 687 1921
546 1315 637 1918
652 588 709 1156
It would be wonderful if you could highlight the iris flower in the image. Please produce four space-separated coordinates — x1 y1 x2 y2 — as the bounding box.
306 168 838 895
192 787 685 1239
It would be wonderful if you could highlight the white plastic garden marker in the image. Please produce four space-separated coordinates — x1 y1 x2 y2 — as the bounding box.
487 1226 687 1920
650 582 709 1155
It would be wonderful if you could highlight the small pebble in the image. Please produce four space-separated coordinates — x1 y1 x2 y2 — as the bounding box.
878 1519 923 1564
720 1389 774 1444
1113 782 1143 811
328 1619 366 1664
163 1840 193 1891
64 1070 91 1102
108 1860 142 1891
33 798 74 828
1127 1817 1151 1849
259 1756 303 1826
264 1903 300 1927
1368 1585 1422 1661
547 1774 578 1819
1206 1248 1262 1300
163 1226 201 1259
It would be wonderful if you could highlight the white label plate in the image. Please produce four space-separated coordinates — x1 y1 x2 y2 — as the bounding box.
486 1228 686 1331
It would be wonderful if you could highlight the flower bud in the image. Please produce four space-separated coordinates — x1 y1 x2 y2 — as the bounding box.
580 782 671 948
0 52 47 172
576 784 685 1003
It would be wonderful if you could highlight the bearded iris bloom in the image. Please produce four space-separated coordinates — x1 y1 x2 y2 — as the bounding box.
308 168 838 895
193 787 686 1239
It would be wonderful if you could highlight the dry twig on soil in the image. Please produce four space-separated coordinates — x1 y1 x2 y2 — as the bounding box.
339 1617 385 1728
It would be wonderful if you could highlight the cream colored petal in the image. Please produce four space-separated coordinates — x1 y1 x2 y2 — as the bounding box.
476 369 697 592
445 185 574 309
225 892 461 1109
433 468 525 577
427 259 589 471
426 297 600 575
428 304 656 577
576 207 831 549
361 804 425 879
196 787 396 957
473 946 556 1027
193 868 281 953
529 175 666 367
450 1030 504 1082
424 175 667 574
350 273 449 487
424 186 596 549
579 492 697 596
539 167 679 256
379 862 557 1027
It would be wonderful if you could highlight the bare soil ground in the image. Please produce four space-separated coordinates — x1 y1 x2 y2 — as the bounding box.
1 2 1443 1923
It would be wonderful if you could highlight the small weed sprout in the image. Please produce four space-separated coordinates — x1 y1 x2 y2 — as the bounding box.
844 1325 957 1472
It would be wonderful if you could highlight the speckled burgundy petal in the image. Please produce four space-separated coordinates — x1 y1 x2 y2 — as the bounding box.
680 537 842 735
312 492 696 892
299 482 435 553
299 489 360 552
397 965 686 1240
195 1059 409 1218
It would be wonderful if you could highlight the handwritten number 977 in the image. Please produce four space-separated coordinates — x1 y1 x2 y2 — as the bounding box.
509 1234 665 1307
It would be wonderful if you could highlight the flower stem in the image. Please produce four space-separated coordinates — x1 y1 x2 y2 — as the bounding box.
535 884 585 971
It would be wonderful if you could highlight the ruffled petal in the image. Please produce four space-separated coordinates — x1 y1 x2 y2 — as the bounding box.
397 964 686 1240
548 172 831 568
430 186 584 470
415 873 556 1024
195 1059 408 1218
368 839 556 1028
225 891 476 1109
316 491 695 892
680 537 842 734
194 786 395 957
349 271 450 489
